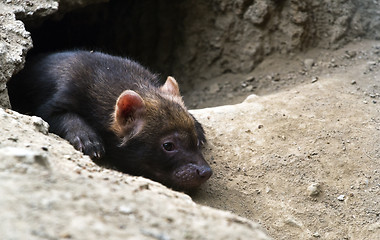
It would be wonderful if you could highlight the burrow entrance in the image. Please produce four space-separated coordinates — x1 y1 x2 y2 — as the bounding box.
23 0 184 81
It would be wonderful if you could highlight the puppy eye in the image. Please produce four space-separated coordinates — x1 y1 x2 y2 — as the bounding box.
163 142 175 152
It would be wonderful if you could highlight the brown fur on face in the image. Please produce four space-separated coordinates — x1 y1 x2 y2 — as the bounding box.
111 76 196 143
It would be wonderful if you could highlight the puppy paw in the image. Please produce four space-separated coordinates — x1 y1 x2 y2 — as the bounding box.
68 132 105 159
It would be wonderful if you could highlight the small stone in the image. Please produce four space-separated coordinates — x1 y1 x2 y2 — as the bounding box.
304 59 315 70
272 74 281 82
243 94 260 103
245 76 255 82
7 137 18 142
59 232 72 239
311 77 319 83
31 116 49 135
307 183 320 196
227 93 234 99
344 50 357 59
208 83 220 94
246 85 254 91
337 194 345 201
118 205 134 214
351 80 357 85
74 166 82 174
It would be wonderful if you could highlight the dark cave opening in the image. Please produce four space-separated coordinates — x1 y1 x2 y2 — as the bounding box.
24 0 184 79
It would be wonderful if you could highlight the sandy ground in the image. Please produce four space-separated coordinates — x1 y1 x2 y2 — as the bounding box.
186 40 380 239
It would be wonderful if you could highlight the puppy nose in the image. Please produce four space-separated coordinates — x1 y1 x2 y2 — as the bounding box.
197 166 213 180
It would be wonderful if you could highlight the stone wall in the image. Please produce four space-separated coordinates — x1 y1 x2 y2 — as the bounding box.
173 0 380 80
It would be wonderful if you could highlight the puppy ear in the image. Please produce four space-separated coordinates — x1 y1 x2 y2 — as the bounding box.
160 76 180 97
112 90 145 138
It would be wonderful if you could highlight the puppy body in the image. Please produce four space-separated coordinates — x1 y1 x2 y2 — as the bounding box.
8 51 212 190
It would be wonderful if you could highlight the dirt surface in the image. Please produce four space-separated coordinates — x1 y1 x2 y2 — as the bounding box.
183 39 380 109
0 108 271 240
187 40 380 239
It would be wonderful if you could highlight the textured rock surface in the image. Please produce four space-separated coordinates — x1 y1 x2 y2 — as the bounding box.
0 0 108 108
0 108 271 240
174 0 380 82
0 2 34 108
13 0 380 88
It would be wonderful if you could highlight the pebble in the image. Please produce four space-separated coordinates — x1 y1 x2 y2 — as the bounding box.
307 183 320 196
118 205 134 214
246 85 254 91
304 58 315 70
245 76 255 82
31 116 49 135
344 50 357 59
227 93 234 99
243 94 259 103
208 83 220 94
311 77 319 83
337 195 345 201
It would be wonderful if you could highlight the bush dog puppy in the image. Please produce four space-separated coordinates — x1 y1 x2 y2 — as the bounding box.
8 51 212 190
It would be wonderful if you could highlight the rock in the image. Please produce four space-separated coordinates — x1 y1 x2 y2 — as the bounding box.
307 183 321 197
246 85 254 91
209 83 221 94
118 205 134 215
244 1 269 25
31 116 49 135
337 195 345 201
344 50 357 59
304 59 315 70
243 94 260 103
